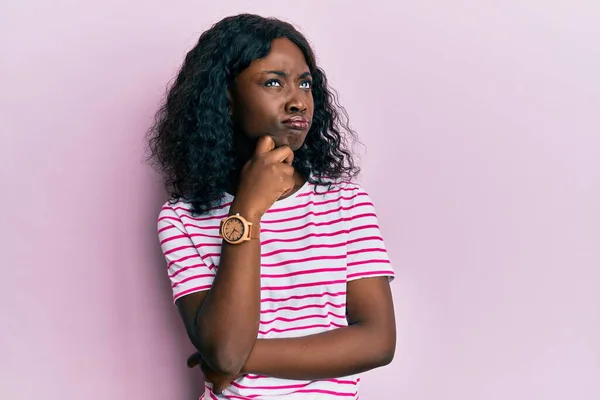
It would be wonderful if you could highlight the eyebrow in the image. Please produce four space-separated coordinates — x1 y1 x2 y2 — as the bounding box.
261 70 312 79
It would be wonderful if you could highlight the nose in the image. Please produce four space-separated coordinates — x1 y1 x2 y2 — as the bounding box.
285 90 307 114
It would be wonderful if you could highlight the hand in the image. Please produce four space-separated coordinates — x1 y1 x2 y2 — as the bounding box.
233 135 295 220
187 352 242 394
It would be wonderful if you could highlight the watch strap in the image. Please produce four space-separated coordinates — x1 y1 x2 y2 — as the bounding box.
249 221 260 239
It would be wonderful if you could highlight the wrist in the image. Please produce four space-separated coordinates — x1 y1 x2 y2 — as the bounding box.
229 201 262 224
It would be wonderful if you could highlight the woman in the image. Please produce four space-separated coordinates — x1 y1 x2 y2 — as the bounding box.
148 13 396 400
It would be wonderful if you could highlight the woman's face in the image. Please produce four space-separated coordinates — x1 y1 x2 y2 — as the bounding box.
230 38 314 153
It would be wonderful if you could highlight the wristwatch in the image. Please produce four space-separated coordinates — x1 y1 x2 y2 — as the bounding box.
219 213 260 244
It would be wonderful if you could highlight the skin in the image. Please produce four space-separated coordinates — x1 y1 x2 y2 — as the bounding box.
228 37 313 195
176 38 396 394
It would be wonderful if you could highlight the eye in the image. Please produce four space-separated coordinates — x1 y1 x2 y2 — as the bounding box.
264 79 282 87
300 80 312 90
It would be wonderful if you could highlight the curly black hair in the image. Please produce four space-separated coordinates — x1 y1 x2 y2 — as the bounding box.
147 13 360 215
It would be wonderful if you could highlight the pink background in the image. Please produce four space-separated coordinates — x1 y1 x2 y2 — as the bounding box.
1 1 599 399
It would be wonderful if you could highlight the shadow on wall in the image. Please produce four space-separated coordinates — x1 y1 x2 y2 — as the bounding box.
146 175 206 399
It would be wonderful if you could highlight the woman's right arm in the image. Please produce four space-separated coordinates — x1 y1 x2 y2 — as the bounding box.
167 136 295 376
176 206 261 376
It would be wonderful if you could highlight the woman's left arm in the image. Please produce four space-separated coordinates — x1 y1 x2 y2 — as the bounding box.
241 275 396 380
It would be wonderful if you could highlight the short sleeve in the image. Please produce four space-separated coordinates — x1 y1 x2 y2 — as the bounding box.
346 186 395 282
157 205 216 304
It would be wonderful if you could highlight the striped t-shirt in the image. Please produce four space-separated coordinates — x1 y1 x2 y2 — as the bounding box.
157 180 394 399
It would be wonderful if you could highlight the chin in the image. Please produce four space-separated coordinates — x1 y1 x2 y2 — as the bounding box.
287 132 309 151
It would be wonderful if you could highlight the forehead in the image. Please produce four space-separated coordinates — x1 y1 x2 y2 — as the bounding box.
247 38 309 73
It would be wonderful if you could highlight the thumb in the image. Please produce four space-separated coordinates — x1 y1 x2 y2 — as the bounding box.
254 135 275 156
187 352 201 368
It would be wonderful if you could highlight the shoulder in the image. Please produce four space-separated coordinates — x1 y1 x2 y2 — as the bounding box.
308 178 377 215
158 195 231 224
157 198 194 229
310 177 372 201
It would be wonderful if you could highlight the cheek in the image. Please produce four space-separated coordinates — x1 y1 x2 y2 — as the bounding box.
240 100 280 129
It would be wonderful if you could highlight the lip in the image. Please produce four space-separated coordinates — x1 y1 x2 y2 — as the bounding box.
282 116 310 130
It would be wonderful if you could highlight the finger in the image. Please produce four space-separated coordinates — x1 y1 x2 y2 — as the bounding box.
187 352 201 368
281 164 295 177
215 382 229 394
283 147 294 165
212 382 223 394
266 145 294 164
254 135 275 156
279 175 296 198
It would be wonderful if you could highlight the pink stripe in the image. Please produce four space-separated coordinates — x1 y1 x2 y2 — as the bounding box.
261 267 346 279
240 375 357 386
265 194 367 214
349 224 380 233
258 321 346 335
180 212 228 222
200 252 220 260
294 388 358 397
260 310 346 325
264 207 374 225
231 380 313 391
261 279 346 291
197 242 222 248
261 242 346 258
261 291 346 303
221 394 256 400
163 244 195 256
330 378 358 385
347 236 384 245
347 270 394 279
157 224 177 234
157 215 181 224
167 253 199 269
171 273 213 289
240 374 267 379
261 224 378 246
189 232 222 239
261 213 376 234
168 244 218 257
168 263 207 279
165 246 216 268
206 388 218 400
347 259 391 267
173 285 211 300
261 230 348 246
261 255 346 268
261 302 346 314
182 222 219 231
347 247 386 256
160 233 188 246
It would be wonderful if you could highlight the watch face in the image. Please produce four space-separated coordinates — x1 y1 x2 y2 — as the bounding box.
223 217 245 242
